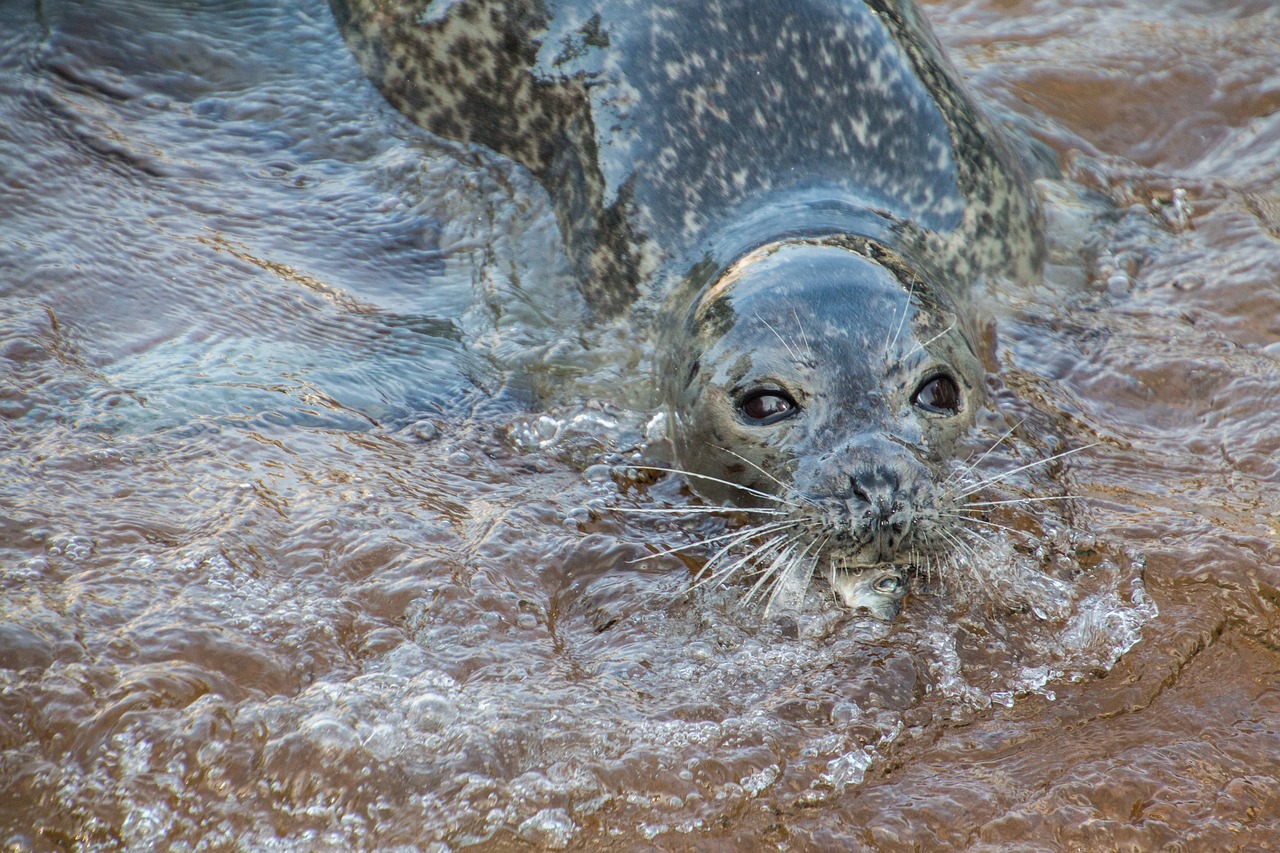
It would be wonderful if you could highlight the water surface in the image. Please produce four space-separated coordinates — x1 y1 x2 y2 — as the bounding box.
2 0 1279 849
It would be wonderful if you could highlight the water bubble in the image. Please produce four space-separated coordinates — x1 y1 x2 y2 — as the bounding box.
504 414 565 450
120 805 171 848
686 641 714 660
830 701 861 725
533 415 561 441
46 534 95 562
300 715 362 757
380 642 431 676
741 765 780 796
411 420 441 441
562 507 592 530
582 463 613 484
362 723 402 761
407 691 457 733
821 749 874 790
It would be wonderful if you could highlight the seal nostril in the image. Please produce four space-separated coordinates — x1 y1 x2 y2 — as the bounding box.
849 476 870 504
838 464 919 559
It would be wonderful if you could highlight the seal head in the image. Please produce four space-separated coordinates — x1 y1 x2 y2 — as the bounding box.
666 242 984 614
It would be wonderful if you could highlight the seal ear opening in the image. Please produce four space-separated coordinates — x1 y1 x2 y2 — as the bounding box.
684 358 701 389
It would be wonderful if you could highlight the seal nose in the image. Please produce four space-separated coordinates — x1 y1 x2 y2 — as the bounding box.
848 468 912 559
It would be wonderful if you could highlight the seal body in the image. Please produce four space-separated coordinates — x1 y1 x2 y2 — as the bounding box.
332 0 1043 614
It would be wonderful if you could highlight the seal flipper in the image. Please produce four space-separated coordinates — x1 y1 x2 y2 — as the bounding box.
331 0 641 313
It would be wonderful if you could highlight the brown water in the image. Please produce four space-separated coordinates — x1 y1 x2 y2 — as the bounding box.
2 0 1278 849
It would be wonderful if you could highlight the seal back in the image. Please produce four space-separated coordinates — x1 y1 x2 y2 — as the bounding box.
332 0 1042 313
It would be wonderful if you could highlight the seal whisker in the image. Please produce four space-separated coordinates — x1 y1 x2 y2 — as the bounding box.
940 512 1026 537
707 443 811 504
629 465 799 507
920 551 938 587
743 536 804 605
934 532 981 592
899 314 957 363
756 313 803 363
901 545 923 587
954 524 993 548
939 551 952 576
825 537 862 602
694 531 793 592
764 534 824 616
629 519 802 563
697 524 802 580
661 525 789 603
943 444 1098 501
946 419 1025 486
737 532 793 591
790 305 815 362
747 532 803 596
938 527 981 563
963 495 1074 508
610 505 786 516
884 276 917 360
935 550 962 591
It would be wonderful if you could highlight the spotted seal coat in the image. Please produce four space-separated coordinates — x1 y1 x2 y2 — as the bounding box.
332 0 1044 617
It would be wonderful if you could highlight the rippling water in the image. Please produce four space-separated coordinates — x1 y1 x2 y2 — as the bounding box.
2 0 1279 849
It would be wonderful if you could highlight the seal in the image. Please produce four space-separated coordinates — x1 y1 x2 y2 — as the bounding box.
331 0 1044 617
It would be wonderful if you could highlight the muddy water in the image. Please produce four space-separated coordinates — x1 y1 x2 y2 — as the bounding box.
1 0 1278 849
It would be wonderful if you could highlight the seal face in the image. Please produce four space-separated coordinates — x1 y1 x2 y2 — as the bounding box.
332 0 1044 616
665 242 985 615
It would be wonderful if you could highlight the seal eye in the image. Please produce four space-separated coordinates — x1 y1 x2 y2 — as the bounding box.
912 373 961 415
872 573 903 595
738 389 798 425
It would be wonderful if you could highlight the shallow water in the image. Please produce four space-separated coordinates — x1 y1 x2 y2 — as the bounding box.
2 0 1279 849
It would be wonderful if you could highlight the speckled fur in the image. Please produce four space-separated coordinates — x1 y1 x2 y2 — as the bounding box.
331 0 1043 315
